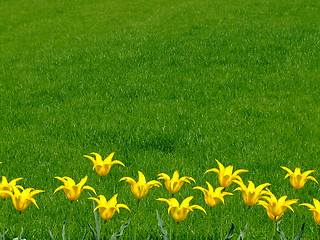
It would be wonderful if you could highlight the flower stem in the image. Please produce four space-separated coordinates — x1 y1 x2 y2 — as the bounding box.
134 199 140 240
220 204 224 240
318 225 320 240
271 220 276 239
247 206 252 239
175 222 180 240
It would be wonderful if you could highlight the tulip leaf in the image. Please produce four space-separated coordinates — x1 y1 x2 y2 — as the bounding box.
88 223 97 239
293 222 305 240
81 229 89 240
110 219 130 240
156 210 169 240
48 229 55 240
62 219 66 240
236 223 247 240
276 220 287 240
224 223 234 240
88 194 101 240
0 230 8 240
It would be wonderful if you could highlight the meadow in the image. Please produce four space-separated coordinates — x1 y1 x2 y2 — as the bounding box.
0 0 319 239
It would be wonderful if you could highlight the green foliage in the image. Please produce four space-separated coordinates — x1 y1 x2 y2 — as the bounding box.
88 199 101 240
156 210 168 240
236 223 247 240
0 229 8 240
224 223 247 240
49 219 88 240
224 223 234 240
110 220 130 240
276 220 305 240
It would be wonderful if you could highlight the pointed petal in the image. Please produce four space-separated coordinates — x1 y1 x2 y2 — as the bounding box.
281 166 293 175
29 190 45 198
82 186 96 195
181 196 194 208
193 186 207 194
119 177 136 185
157 173 170 181
83 155 97 165
204 168 219 174
104 152 115 164
111 160 125 167
307 176 318 184
78 176 88 189
91 153 103 163
190 205 206 214
117 203 131 212
54 186 65 194
138 171 146 185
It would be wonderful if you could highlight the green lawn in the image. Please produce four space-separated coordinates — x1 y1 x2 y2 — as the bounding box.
0 0 319 239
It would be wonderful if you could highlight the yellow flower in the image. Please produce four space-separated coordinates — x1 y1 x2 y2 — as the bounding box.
157 196 206 223
88 194 130 221
233 178 271 206
54 175 96 201
0 176 24 199
157 170 195 195
258 189 298 221
84 152 125 177
119 171 162 200
193 181 233 207
281 166 318 190
205 160 248 188
1 186 44 212
300 199 320 225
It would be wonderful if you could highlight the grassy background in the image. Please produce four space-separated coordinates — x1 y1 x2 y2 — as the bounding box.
0 0 319 239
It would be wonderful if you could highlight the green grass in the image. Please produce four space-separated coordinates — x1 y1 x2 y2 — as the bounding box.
0 0 319 238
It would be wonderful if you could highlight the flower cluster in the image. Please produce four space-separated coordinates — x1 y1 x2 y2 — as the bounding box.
1 153 320 238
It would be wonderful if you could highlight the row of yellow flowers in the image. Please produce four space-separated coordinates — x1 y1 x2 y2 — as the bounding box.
1 154 320 234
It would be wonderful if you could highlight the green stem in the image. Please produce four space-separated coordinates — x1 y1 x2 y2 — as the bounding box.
134 199 140 240
68 200 74 240
292 189 298 239
271 221 276 239
209 207 214 239
318 225 320 240
220 204 223 240
175 222 179 240
247 205 252 239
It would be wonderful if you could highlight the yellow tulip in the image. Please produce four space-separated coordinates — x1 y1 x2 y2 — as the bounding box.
54 175 96 201
84 152 125 177
258 189 298 221
193 181 232 207
205 160 248 188
281 166 318 190
119 171 162 200
233 178 271 206
0 186 44 212
88 194 130 221
157 196 206 223
300 198 320 225
157 170 195 195
0 176 24 199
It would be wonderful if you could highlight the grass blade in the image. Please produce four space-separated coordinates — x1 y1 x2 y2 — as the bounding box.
156 210 168 240
224 223 234 240
110 219 130 240
293 222 305 240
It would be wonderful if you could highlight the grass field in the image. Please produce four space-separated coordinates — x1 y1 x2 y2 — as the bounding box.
1 0 320 239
